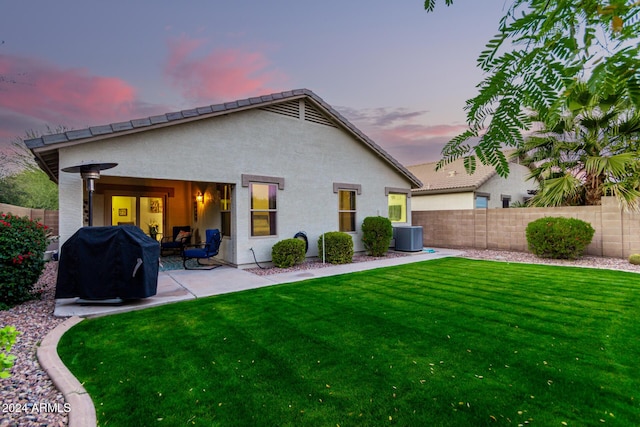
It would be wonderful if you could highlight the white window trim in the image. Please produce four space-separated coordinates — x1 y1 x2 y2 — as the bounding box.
245 175 282 238
386 187 410 223
335 183 359 233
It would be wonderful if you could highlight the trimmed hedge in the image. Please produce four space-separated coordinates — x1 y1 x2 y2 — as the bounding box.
0 213 49 308
361 216 392 257
271 238 306 268
526 217 595 260
318 232 353 264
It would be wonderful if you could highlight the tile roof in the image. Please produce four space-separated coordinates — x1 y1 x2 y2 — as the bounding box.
25 89 421 188
408 157 499 195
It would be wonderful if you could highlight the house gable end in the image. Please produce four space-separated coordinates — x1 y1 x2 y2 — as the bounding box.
25 89 420 188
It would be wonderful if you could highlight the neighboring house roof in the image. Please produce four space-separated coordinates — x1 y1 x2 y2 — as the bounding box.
408 158 502 196
25 88 422 188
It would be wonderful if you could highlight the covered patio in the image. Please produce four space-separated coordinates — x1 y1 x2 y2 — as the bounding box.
89 176 235 265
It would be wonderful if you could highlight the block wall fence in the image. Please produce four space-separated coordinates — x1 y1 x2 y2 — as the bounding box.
412 197 640 259
0 203 59 236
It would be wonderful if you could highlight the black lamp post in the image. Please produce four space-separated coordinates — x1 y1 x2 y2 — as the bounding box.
61 162 118 226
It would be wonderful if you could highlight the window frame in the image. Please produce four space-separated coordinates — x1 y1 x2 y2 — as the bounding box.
242 174 284 238
385 187 410 223
475 192 490 209
334 183 361 233
219 184 232 237
249 182 277 237
338 189 357 233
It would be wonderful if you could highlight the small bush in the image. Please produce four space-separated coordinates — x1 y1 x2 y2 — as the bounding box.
361 216 393 257
526 216 595 260
318 232 353 264
629 254 640 265
0 213 49 307
271 238 306 268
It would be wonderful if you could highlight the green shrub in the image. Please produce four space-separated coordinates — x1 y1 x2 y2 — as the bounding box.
629 254 640 265
318 232 353 264
526 216 595 260
361 216 393 257
271 238 306 268
0 213 49 307
0 326 18 378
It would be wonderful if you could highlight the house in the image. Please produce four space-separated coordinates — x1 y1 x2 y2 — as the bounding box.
407 156 536 210
26 89 421 268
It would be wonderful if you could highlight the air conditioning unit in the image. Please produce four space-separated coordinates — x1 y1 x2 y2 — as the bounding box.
393 226 423 252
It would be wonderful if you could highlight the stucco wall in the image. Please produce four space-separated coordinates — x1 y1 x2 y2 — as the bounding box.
478 163 536 208
57 106 413 266
411 192 474 211
411 163 536 211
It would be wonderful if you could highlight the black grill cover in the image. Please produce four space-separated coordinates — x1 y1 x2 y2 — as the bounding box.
56 226 159 300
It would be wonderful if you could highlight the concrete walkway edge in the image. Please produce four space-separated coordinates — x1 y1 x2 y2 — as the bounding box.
37 316 96 427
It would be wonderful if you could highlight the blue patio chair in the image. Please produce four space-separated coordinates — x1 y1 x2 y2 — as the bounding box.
161 226 191 256
182 229 222 270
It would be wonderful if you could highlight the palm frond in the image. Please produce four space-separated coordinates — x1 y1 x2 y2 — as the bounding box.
530 174 583 207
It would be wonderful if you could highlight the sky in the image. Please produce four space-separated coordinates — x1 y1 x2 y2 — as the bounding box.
0 1 508 167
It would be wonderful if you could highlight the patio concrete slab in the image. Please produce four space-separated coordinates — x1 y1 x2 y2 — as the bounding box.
165 266 275 298
53 272 196 318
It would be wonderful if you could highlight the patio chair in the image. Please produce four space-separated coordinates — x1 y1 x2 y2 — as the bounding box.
161 226 191 256
182 229 222 270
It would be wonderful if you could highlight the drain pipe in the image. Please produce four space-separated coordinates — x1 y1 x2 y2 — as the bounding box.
322 232 325 264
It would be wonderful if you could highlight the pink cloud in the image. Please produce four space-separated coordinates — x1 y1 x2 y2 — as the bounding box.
376 123 469 143
164 35 287 103
0 54 145 127
338 106 469 165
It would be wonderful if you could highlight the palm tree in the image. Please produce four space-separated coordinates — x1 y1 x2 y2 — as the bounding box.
514 82 640 210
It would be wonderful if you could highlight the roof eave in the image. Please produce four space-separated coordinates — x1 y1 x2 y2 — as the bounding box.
25 89 422 188
412 185 477 196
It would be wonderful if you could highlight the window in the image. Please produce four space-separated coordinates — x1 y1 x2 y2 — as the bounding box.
334 183 360 232
220 184 232 237
475 194 489 209
250 183 277 236
339 190 356 232
388 193 407 223
501 195 511 209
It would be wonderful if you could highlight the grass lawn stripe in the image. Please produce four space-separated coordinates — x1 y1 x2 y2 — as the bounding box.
58 258 640 426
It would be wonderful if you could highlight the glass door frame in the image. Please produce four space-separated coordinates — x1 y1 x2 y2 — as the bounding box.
105 190 168 238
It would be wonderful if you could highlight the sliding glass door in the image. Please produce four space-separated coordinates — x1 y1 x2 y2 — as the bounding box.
110 195 164 240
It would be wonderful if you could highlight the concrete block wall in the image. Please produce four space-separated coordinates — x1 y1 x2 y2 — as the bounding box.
415 209 476 248
414 197 639 259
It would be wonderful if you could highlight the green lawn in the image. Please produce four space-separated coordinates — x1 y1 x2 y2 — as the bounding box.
58 258 640 426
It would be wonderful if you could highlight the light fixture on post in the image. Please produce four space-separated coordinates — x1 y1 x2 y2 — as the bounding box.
61 162 118 226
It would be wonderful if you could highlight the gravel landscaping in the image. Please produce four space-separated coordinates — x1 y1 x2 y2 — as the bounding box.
1 261 67 427
1 249 638 426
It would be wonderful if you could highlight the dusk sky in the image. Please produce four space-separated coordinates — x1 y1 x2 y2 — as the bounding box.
1 1 506 166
